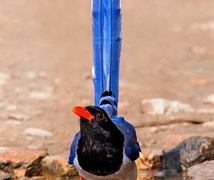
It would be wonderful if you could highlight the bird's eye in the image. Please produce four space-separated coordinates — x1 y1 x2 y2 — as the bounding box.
97 113 103 118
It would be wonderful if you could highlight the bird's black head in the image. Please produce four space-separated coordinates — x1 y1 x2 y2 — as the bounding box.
72 106 113 132
72 105 124 176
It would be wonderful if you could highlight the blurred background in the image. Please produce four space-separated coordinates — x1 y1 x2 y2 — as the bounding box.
1 0 213 162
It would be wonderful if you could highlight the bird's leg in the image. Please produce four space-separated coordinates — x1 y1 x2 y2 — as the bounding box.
79 176 83 180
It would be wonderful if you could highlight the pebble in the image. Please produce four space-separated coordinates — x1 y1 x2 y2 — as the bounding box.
0 102 5 109
6 104 17 111
191 21 213 31
204 94 214 105
202 121 214 128
0 72 10 85
141 98 194 115
26 71 46 79
0 146 8 152
26 71 37 79
29 91 52 99
9 113 30 121
196 108 214 114
25 128 53 137
5 120 22 126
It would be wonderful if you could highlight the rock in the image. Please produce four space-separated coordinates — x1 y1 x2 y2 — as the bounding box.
0 147 48 179
6 104 17 111
0 171 13 180
0 147 79 179
141 98 166 115
0 72 10 85
141 98 194 115
38 71 46 77
26 71 37 79
204 94 214 105
25 156 44 177
14 168 26 179
161 136 214 172
179 137 214 168
0 147 48 168
196 108 214 114
136 152 160 170
8 113 30 121
25 128 53 137
202 121 214 127
5 120 22 126
191 21 213 31
154 169 183 179
42 156 78 179
187 160 214 179
189 46 206 54
0 147 8 153
29 91 52 100
0 102 5 109
0 160 14 174
25 71 46 79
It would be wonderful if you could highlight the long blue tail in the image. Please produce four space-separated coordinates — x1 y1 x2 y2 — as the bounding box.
92 0 122 117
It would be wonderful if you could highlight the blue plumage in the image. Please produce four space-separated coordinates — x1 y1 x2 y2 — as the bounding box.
92 0 121 109
69 0 140 179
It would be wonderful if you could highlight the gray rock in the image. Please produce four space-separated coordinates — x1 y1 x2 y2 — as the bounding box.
161 136 214 172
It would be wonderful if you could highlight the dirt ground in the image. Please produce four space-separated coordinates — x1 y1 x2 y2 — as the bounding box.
1 0 213 178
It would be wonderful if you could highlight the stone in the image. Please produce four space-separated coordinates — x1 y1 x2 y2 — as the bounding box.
161 136 214 172
29 91 52 100
8 113 30 121
6 104 17 111
42 156 78 179
25 156 44 177
5 120 22 126
202 121 214 128
141 98 194 115
0 147 79 179
0 72 10 85
0 171 13 180
0 102 5 109
0 147 48 168
204 94 214 105
136 152 160 170
26 71 37 79
187 160 214 179
25 128 53 137
141 98 166 115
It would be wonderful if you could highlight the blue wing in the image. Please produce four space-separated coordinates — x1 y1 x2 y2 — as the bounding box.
113 116 141 161
68 132 80 164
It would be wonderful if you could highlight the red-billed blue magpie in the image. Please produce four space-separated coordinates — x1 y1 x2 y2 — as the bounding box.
68 0 141 179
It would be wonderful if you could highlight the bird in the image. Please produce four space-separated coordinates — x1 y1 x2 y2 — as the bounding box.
68 0 141 179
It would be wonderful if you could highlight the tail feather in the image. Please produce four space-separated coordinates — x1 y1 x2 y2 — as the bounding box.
92 0 122 109
99 91 117 117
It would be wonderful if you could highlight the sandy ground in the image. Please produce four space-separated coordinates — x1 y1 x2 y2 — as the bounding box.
1 0 213 177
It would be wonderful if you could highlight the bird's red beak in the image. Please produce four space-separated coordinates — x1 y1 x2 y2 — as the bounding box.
72 106 94 121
